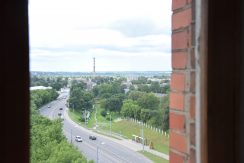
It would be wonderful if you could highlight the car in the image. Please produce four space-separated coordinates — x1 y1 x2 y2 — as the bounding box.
47 106 51 108
59 108 63 110
89 135 96 140
58 112 62 116
75 136 82 142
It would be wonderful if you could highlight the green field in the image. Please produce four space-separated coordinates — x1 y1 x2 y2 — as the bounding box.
68 103 169 154
139 151 169 163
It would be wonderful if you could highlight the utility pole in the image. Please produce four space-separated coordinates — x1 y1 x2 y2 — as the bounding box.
140 121 144 152
85 109 87 127
142 122 144 152
94 104 97 129
107 112 112 135
71 129 73 144
93 57 96 74
110 113 112 136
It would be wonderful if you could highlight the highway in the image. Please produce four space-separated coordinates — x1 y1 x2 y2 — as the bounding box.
39 89 152 163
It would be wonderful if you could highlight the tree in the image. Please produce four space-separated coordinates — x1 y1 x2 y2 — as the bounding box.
131 76 148 84
150 81 161 93
162 84 170 94
103 94 125 112
137 93 159 110
129 85 135 91
128 91 144 101
140 109 151 123
121 99 140 118
161 95 169 131
69 88 93 112
137 84 150 93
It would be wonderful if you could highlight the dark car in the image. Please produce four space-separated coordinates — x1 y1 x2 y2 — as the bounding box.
58 112 62 116
59 108 63 110
89 135 96 140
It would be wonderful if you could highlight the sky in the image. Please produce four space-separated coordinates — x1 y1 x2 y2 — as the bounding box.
29 0 172 72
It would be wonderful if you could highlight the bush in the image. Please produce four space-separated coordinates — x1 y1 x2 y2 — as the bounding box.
100 109 107 117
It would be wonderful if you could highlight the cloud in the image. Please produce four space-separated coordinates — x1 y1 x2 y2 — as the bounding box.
29 0 172 72
108 18 164 37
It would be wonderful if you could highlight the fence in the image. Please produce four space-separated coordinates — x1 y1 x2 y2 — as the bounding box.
123 117 169 138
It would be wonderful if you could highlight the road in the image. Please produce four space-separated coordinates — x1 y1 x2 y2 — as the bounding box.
39 89 152 163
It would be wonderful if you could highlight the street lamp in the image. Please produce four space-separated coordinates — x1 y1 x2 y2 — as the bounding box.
139 121 144 152
94 104 97 129
70 129 73 144
107 112 112 136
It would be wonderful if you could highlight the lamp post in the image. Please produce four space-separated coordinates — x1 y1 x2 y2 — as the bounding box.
140 121 144 152
71 129 73 144
94 104 97 129
107 112 111 136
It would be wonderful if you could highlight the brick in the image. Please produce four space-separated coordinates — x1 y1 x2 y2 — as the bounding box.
172 0 187 10
170 92 184 110
172 52 187 69
172 31 188 50
171 73 185 91
190 123 195 145
170 151 185 163
170 131 187 153
170 112 185 131
190 95 195 119
190 148 196 163
172 8 192 30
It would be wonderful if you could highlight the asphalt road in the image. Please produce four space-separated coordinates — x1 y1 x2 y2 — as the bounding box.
39 89 152 163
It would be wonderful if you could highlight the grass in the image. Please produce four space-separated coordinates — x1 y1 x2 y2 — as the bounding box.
139 151 169 163
101 119 169 154
68 102 169 154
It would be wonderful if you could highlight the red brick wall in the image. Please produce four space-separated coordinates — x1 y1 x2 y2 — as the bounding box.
170 0 195 162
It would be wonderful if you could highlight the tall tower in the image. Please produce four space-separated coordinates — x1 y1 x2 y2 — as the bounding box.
93 57 96 74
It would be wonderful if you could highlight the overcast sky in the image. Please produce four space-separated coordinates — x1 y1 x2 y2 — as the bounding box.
29 0 171 72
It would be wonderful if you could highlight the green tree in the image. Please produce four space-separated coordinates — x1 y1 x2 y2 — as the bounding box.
128 91 144 101
150 81 161 93
161 95 169 131
138 84 150 93
162 84 170 94
103 94 125 112
121 99 140 118
69 88 93 112
137 93 159 110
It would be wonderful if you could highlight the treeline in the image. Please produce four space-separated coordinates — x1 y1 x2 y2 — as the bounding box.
31 89 91 163
93 79 125 114
31 89 58 109
31 76 68 91
130 76 170 94
68 76 169 131
69 80 94 113
135 82 170 94
91 78 169 131
121 91 169 131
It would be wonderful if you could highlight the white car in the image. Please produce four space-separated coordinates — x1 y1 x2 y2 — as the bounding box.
75 136 82 142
